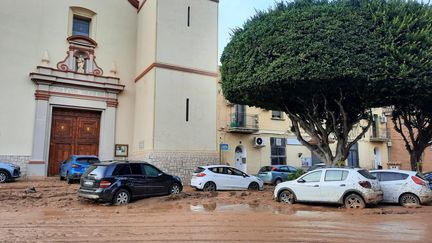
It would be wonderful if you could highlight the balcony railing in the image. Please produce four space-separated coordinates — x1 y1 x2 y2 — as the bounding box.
370 129 389 142
227 112 259 133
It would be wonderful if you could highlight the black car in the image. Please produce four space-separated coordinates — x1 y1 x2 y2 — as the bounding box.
78 161 182 205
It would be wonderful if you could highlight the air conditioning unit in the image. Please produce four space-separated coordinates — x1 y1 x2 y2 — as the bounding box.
380 114 387 123
254 137 265 147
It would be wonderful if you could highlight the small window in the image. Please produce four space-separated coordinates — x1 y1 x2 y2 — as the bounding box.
272 111 283 119
379 172 408 181
278 166 289 172
72 16 91 36
112 164 131 176
325 170 349 181
194 167 205 173
143 164 160 177
358 169 376 180
301 170 322 182
130 164 144 175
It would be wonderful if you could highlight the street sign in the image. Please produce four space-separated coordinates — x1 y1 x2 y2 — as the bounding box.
220 143 229 151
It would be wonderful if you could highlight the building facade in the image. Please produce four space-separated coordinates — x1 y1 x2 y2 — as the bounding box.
0 0 219 181
217 80 391 175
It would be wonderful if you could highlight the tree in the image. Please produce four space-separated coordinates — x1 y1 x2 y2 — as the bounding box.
371 0 432 171
221 0 390 165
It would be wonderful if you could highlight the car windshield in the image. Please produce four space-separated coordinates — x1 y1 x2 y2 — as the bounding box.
83 165 107 179
259 166 272 173
358 169 376 180
76 158 99 164
193 167 205 173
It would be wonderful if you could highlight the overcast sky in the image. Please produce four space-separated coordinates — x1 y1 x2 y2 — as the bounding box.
218 0 277 62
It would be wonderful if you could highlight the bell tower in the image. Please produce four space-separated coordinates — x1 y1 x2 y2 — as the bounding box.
133 0 219 181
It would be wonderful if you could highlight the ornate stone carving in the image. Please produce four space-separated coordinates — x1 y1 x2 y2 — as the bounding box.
56 36 103 75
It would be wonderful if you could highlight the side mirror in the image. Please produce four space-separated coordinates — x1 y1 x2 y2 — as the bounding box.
297 178 306 183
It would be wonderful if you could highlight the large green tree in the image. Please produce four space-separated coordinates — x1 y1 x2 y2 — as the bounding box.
371 0 432 171
221 0 390 165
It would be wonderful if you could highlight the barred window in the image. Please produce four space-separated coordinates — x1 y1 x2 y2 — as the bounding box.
271 137 286 165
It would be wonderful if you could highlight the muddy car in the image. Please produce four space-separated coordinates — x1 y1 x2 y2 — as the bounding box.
78 161 182 205
274 168 383 208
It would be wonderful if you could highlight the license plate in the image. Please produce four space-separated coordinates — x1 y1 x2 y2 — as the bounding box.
84 180 94 186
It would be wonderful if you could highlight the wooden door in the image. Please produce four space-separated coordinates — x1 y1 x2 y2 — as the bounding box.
48 108 101 176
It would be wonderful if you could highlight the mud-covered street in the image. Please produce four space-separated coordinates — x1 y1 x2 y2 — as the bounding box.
1 179 431 242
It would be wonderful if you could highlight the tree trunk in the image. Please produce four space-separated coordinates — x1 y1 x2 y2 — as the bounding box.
410 150 423 172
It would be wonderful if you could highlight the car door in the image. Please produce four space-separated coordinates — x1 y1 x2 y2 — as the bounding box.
293 170 323 201
228 167 249 189
277 166 290 181
319 170 349 202
209 167 230 190
373 172 408 203
142 164 167 195
128 163 147 197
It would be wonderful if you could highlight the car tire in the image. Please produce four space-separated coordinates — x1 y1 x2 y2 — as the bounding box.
278 190 295 204
248 182 259 191
203 182 216 192
169 183 181 195
344 194 365 209
59 174 65 181
66 174 73 184
113 189 131 205
0 170 9 183
399 193 420 206
274 178 282 185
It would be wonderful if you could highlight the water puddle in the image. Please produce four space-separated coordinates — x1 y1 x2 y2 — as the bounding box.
190 202 338 217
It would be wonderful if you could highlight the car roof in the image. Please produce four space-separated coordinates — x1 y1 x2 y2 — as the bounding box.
201 165 233 169
370 169 416 174
313 167 365 172
92 161 151 166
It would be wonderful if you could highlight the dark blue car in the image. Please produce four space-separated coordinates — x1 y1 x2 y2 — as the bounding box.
0 161 21 183
423 171 432 190
60 155 99 184
78 161 183 205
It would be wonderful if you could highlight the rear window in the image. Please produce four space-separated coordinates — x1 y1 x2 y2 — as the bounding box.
194 167 205 173
325 170 349 181
379 172 408 181
84 165 107 179
76 158 99 164
358 169 376 180
259 166 272 173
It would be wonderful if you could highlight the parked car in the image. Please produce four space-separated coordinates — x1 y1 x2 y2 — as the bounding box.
0 161 21 183
60 155 100 184
191 165 264 191
78 161 182 205
422 171 432 190
370 169 432 206
274 168 383 208
257 165 298 185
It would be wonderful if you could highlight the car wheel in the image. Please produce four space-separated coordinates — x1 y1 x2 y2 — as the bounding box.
399 193 420 206
59 173 65 181
0 171 9 183
66 174 73 184
169 183 181 195
278 190 295 204
344 194 365 209
274 178 282 185
203 182 216 192
113 189 130 205
248 182 259 191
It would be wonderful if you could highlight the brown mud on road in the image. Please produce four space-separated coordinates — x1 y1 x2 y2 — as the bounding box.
1 178 432 242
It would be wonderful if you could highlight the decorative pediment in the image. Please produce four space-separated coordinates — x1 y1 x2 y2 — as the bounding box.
57 36 103 75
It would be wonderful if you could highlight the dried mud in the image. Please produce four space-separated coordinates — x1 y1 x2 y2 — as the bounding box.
1 178 432 242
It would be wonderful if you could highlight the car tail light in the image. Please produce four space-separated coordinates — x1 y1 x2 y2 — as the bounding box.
99 180 112 188
359 181 371 189
412 176 426 186
271 167 277 171
196 172 206 177
71 164 80 168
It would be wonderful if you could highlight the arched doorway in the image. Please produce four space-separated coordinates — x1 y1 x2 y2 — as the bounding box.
374 147 381 169
234 145 247 172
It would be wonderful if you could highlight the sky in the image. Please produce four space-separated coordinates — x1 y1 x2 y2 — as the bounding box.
218 0 277 62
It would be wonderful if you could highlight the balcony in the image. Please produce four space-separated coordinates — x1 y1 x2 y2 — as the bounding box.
370 129 389 142
227 112 259 133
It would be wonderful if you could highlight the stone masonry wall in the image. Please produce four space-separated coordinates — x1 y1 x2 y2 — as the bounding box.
0 155 30 177
131 151 219 185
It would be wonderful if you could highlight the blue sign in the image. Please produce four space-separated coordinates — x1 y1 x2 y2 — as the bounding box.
220 143 229 151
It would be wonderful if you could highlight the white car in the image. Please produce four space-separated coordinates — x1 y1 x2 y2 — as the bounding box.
274 168 383 208
190 165 264 191
370 169 432 206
